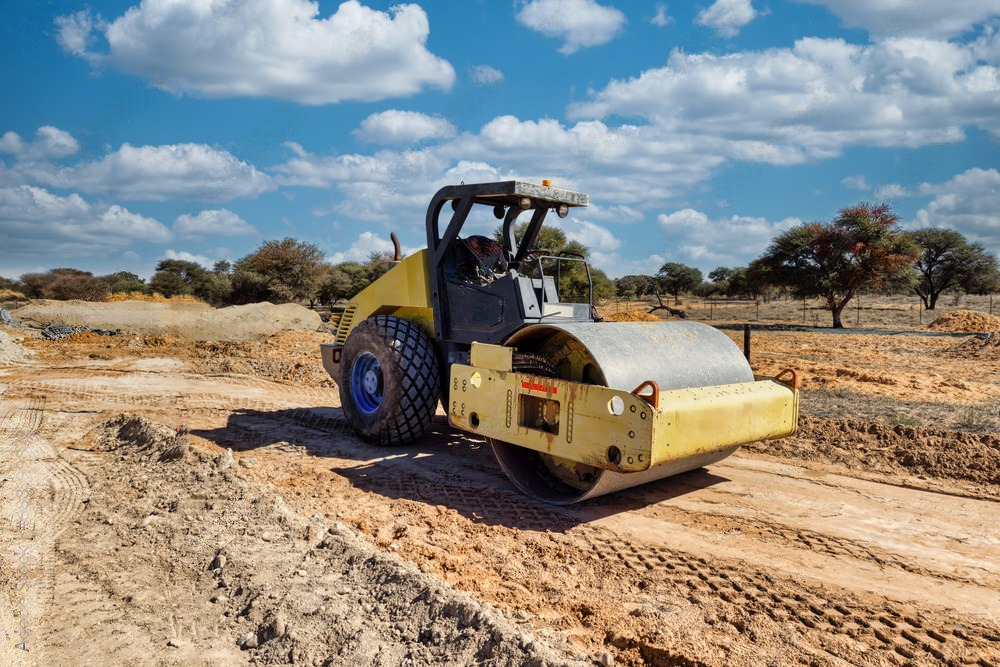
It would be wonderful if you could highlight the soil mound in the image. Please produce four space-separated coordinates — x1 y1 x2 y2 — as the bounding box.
13 300 322 341
926 309 1000 332
748 414 1000 487
77 413 586 667
92 413 190 461
0 328 32 365
950 331 1000 359
604 309 662 322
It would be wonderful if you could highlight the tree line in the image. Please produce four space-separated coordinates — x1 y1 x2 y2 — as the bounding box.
618 205 999 328
1 203 997 329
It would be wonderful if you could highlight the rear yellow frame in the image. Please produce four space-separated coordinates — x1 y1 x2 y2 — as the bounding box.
448 343 798 473
321 249 434 380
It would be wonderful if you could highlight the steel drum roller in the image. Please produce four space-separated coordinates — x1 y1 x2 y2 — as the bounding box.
491 321 754 504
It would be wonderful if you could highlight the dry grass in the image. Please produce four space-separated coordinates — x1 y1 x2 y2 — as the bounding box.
603 293 999 330
108 291 205 304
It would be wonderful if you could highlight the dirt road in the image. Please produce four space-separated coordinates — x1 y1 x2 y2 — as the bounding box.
1 327 998 666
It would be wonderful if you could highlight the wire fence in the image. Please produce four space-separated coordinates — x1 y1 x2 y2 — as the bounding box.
611 293 997 330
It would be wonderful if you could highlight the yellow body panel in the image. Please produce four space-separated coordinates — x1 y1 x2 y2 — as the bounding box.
448 344 798 473
334 250 434 342
322 250 434 379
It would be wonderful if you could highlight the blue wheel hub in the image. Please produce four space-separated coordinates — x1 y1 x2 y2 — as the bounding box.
350 352 383 414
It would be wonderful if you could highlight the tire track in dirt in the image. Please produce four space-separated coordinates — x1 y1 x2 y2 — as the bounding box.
225 406 1000 666
0 392 92 667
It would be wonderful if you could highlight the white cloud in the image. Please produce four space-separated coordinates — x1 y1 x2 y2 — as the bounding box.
354 110 457 145
470 65 504 85
796 0 1000 39
174 209 257 238
162 249 213 268
549 217 623 253
0 185 171 258
874 183 910 200
54 10 106 65
913 168 1000 250
15 141 274 202
586 203 644 224
651 3 674 27
56 0 455 104
842 174 870 190
516 0 627 55
0 126 80 160
695 0 757 38
657 207 800 268
569 36 1000 160
327 230 420 264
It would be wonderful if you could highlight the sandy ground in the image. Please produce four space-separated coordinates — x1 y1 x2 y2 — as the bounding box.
12 300 323 341
1 302 999 666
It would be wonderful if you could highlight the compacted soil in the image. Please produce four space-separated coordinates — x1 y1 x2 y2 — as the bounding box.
1 303 998 666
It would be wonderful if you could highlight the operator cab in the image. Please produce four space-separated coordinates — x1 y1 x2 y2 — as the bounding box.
426 181 593 348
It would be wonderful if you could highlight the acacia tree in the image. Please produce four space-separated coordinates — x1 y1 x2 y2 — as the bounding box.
910 228 999 309
657 262 703 304
755 203 917 328
150 260 210 298
19 268 111 301
235 238 325 304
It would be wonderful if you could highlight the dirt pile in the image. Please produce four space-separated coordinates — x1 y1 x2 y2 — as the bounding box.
0 329 32 365
746 414 1000 489
603 310 662 322
13 300 323 341
951 331 1000 359
926 309 1000 332
71 413 587 667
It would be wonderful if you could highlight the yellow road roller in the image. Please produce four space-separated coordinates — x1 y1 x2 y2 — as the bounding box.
321 181 799 503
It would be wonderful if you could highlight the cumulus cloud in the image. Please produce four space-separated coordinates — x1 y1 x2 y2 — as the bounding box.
516 0 627 54
327 230 420 264
657 207 800 268
55 0 455 104
174 209 257 238
841 174 870 190
470 65 504 85
0 185 171 258
796 0 1000 39
569 36 1000 160
354 110 457 145
162 249 214 268
14 141 274 202
0 126 80 160
651 3 674 27
549 217 623 253
695 0 758 38
913 168 1000 250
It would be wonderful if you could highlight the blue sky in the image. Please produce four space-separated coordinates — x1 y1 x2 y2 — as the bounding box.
1 0 999 281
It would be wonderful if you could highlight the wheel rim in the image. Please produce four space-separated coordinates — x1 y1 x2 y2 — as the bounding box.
350 351 383 414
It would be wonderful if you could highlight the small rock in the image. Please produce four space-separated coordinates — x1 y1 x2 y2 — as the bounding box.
388 543 400 551
598 651 615 666
211 553 227 570
268 613 288 639
237 632 258 649
216 448 234 470
260 532 274 542
329 522 352 537
238 458 253 468
167 638 183 648
211 594 228 604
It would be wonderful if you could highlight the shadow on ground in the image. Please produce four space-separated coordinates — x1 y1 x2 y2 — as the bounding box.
193 407 731 532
